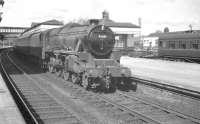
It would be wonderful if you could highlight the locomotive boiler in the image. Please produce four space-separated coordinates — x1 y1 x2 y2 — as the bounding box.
15 23 136 92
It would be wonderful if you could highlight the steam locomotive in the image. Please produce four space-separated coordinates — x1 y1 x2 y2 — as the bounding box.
15 23 136 92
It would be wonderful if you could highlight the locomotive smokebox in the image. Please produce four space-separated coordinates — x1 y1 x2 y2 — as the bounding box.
87 25 115 58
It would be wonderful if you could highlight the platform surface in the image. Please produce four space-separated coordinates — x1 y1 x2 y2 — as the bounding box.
0 74 25 124
121 56 200 91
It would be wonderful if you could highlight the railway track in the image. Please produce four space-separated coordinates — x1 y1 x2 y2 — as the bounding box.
2 50 200 124
42 67 200 124
0 52 167 124
2 51 162 124
1 51 84 124
44 72 200 124
43 73 160 124
102 91 200 124
131 76 200 100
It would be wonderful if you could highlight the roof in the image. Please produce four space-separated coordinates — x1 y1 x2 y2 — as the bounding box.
0 26 28 29
149 30 200 40
31 19 64 27
99 19 140 28
23 19 64 34
88 18 140 29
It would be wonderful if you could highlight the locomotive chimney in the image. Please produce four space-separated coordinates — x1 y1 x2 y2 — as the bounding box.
138 17 141 27
102 10 109 20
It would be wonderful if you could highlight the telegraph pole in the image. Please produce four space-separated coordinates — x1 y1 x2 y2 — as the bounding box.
0 0 4 48
138 17 142 49
0 0 4 21
0 0 4 6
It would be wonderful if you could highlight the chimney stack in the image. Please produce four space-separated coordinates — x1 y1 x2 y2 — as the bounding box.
102 10 109 20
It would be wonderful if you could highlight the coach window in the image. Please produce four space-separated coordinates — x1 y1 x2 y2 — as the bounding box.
191 40 198 49
198 40 200 49
169 41 175 49
180 41 186 49
192 43 198 49
179 41 181 49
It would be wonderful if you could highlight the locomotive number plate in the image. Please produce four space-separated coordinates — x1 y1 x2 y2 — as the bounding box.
98 34 107 39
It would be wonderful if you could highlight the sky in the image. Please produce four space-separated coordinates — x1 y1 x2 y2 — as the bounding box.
1 0 200 35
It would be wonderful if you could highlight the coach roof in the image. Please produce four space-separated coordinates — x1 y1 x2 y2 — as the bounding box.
149 30 200 40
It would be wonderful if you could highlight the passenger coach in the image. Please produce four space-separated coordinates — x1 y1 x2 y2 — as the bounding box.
149 31 200 62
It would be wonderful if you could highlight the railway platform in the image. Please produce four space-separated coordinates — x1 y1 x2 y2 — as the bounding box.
121 56 200 92
0 74 25 124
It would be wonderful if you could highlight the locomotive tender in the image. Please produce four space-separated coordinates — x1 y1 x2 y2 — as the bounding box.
15 22 136 91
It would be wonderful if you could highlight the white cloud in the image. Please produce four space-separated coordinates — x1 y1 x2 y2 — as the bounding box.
0 0 200 35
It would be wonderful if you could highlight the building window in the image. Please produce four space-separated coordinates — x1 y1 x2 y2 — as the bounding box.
127 34 134 47
159 41 163 47
114 35 124 48
155 39 158 45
